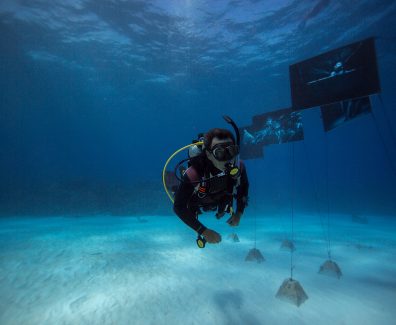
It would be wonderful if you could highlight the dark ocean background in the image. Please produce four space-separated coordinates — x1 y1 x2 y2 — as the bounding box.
1 0 396 217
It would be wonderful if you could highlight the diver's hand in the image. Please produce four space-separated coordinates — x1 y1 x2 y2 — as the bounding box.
202 229 222 244
227 212 242 227
215 211 226 219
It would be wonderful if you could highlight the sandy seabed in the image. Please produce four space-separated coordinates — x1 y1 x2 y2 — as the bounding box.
0 213 395 325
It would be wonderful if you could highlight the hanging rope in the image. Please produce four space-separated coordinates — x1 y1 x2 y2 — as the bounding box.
370 106 396 179
290 141 295 280
279 195 291 242
324 133 332 260
254 211 257 249
377 95 396 149
302 139 329 250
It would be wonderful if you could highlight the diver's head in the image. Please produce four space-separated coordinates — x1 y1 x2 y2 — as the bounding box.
204 128 239 170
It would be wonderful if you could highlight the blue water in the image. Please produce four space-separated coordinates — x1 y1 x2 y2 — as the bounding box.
1 1 396 324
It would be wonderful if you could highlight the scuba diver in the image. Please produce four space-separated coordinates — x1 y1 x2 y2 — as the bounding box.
164 116 249 248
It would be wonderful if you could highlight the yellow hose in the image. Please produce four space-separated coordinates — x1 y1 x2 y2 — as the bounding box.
162 142 204 203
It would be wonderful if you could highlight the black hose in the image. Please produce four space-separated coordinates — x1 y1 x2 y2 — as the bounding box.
223 115 240 146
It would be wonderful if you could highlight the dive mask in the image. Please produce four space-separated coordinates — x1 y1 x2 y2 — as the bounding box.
210 142 239 162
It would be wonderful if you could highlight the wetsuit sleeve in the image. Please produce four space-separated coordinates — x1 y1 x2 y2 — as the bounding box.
236 161 249 214
173 174 207 235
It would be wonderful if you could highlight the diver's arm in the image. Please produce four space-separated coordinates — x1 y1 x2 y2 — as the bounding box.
236 161 249 214
173 176 207 235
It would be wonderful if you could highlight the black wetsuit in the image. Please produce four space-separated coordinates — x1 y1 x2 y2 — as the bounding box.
173 154 249 235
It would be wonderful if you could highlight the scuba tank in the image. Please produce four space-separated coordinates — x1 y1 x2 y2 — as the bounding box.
188 133 205 159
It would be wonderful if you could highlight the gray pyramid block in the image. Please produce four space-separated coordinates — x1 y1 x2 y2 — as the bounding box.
245 248 265 263
351 214 368 224
280 239 295 252
276 278 308 307
228 233 240 242
354 243 374 251
318 260 342 279
137 217 148 223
